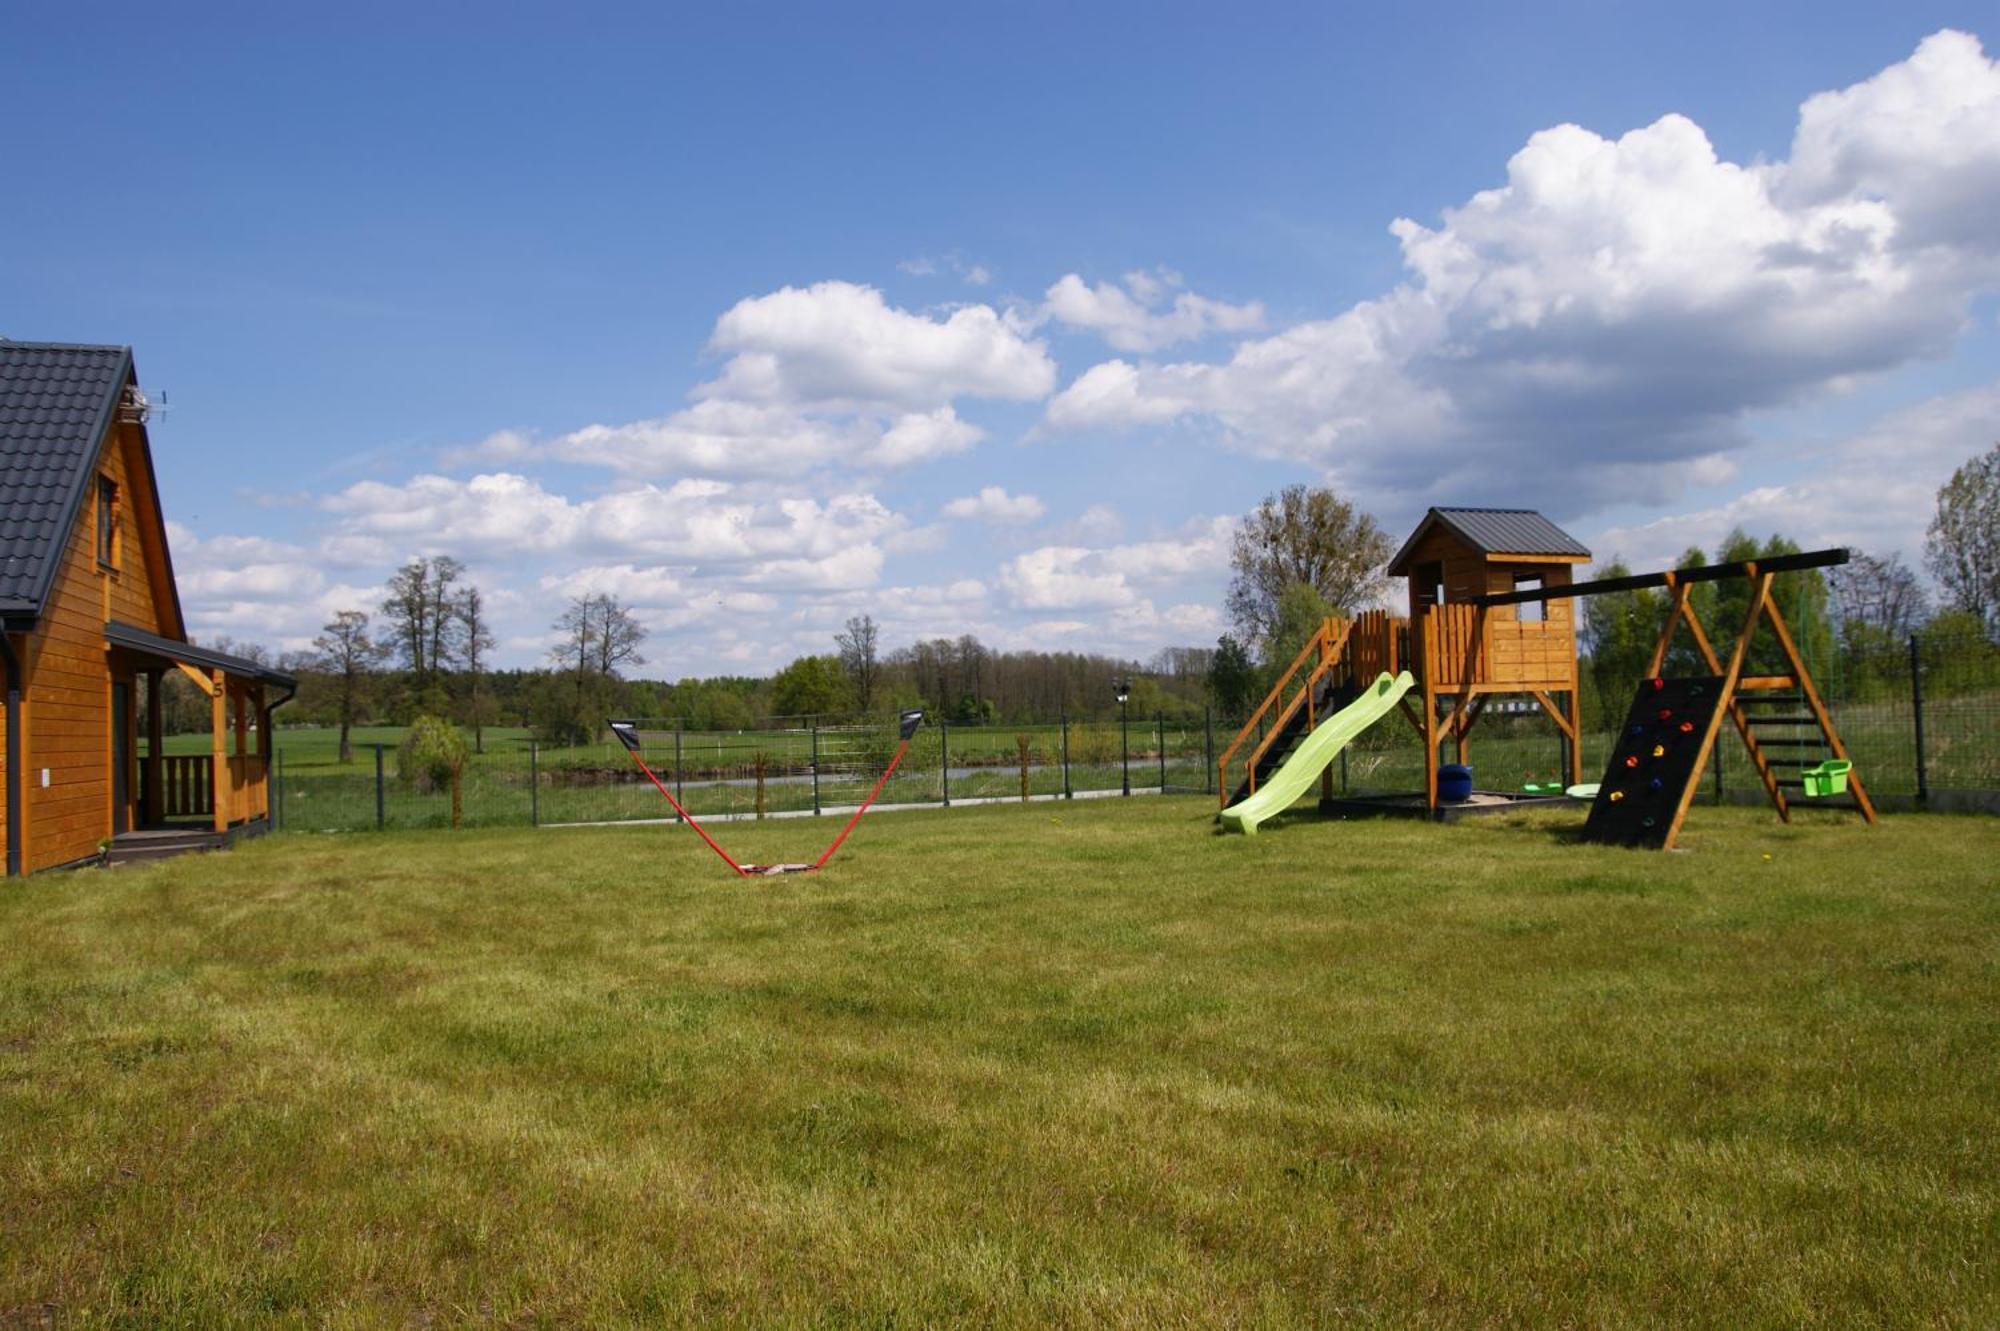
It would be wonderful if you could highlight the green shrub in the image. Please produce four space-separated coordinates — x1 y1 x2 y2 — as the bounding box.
398 715 470 827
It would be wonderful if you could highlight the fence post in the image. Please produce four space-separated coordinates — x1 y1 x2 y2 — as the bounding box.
1203 707 1214 795
1061 713 1072 800
529 742 539 827
1712 737 1723 806
274 747 284 831
373 744 386 831
1341 745 1349 795
1909 632 1929 805
674 726 684 823
1157 712 1167 793
940 721 950 808
811 722 822 816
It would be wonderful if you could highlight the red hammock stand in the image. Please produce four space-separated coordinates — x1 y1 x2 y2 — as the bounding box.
608 711 924 876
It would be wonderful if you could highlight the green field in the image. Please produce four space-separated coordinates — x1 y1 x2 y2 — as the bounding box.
3 799 1995 1325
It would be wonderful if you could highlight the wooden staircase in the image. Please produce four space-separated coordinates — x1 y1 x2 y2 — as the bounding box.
1217 619 1354 808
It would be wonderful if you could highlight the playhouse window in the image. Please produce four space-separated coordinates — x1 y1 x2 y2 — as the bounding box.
1514 573 1544 621
96 476 121 569
1415 561 1445 608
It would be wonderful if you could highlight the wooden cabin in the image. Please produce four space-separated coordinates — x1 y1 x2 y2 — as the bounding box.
0 341 294 873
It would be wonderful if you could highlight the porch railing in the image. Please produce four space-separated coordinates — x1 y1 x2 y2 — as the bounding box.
160 755 213 817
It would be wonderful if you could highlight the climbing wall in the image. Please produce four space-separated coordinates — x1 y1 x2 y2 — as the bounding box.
1581 676 1725 848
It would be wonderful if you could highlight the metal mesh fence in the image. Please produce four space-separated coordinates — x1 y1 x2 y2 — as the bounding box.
268 711 1225 834
262 632 2000 835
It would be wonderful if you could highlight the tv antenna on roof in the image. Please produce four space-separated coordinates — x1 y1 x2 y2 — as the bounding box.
118 385 169 425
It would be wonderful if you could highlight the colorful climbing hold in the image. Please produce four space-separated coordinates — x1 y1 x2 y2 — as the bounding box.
1652 744 1666 758
1678 721 1694 734
1625 755 1640 769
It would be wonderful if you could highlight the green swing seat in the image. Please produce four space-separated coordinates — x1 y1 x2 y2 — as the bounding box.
1800 759 1852 798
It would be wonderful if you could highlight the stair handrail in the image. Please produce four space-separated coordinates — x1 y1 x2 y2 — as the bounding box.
1216 617 1352 805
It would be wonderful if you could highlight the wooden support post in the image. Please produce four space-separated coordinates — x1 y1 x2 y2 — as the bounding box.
210 669 227 833
1761 591 1878 825
1662 573 1772 849
145 669 164 826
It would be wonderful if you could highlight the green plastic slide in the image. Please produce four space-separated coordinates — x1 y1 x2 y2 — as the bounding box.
1219 670 1417 835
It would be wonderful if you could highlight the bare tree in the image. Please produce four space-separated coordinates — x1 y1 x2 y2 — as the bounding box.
312 610 387 764
589 594 646 678
1925 443 2000 634
548 593 647 733
550 597 595 707
380 555 466 699
1829 551 1929 648
836 614 879 711
426 556 466 685
1226 485 1391 648
380 559 432 681
458 584 497 753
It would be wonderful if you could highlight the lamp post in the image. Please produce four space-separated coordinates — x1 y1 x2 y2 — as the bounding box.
1115 676 1131 796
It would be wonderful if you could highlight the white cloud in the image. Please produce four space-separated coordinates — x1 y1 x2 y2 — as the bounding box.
942 486 1046 525
899 253 994 286
701 280 1054 412
1589 377 2000 571
1044 30 2000 515
538 281 1049 480
1043 269 1265 352
996 517 1234 612
440 428 535 469
321 472 906 575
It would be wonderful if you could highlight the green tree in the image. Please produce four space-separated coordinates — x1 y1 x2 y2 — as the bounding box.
1707 530 1832 680
769 655 854 717
1925 442 2000 635
1260 582 1336 682
1580 560 1662 717
1206 634 1257 721
1227 485 1391 649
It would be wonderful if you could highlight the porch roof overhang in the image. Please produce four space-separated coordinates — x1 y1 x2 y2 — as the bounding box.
105 620 297 690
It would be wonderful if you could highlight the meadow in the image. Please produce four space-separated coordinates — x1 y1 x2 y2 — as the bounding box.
2 797 1995 1326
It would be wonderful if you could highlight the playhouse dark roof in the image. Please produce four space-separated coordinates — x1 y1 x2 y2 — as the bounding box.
1387 507 1591 575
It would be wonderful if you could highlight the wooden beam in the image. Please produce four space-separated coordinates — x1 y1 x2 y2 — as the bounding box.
175 661 216 696
1474 547 1851 608
211 669 227 834
1530 690 1576 742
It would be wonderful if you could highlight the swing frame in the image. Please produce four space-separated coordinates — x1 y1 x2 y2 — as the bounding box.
609 711 925 876
1639 562 1876 847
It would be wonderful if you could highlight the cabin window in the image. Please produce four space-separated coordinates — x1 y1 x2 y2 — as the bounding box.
96 476 121 570
1514 573 1544 622
1414 561 1445 609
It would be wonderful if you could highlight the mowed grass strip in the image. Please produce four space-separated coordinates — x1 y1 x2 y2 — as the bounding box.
1 800 1995 1326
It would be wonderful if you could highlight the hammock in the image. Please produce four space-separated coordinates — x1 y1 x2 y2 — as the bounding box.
608 710 924 876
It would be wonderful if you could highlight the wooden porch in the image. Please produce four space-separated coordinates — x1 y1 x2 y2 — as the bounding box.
106 620 290 842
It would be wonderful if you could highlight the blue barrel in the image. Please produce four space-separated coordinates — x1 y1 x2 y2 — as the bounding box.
1438 763 1474 802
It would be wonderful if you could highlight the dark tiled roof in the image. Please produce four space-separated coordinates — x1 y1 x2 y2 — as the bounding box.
1388 507 1590 574
0 342 132 619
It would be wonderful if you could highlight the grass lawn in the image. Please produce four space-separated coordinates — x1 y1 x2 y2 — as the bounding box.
2 799 1995 1326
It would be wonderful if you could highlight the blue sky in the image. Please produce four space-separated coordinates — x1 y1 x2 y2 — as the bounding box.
5 3 1997 675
